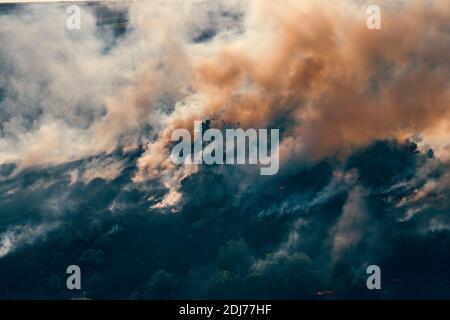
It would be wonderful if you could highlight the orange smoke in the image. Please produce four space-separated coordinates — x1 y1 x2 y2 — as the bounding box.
135 0 450 186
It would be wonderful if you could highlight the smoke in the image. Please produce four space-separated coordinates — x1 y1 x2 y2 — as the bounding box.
1 0 449 208
132 0 450 207
2 1 450 299
331 186 368 260
0 223 59 258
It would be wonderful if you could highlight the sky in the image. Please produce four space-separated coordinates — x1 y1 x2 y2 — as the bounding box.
0 0 449 299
